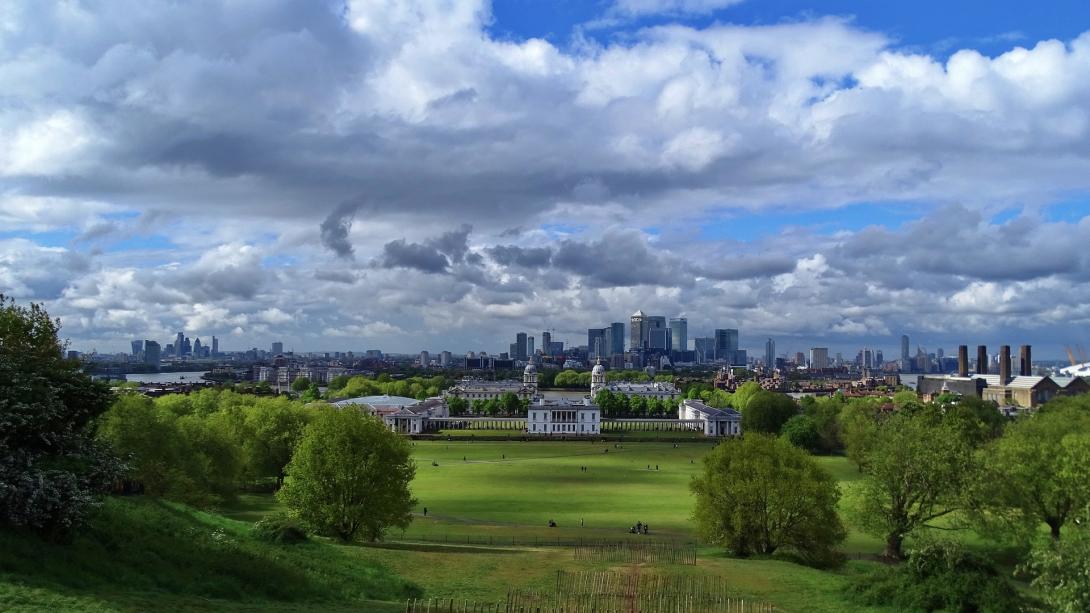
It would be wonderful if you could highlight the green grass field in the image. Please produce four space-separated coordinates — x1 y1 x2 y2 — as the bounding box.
2 440 911 611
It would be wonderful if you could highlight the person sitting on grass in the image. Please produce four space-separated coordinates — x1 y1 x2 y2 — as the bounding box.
548 519 557 528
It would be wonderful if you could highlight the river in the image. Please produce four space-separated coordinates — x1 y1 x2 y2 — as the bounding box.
124 371 211 384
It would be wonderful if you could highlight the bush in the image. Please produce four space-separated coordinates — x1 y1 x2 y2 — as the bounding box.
848 540 1025 612
253 513 308 545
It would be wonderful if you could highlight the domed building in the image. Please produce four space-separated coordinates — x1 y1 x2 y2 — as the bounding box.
523 362 538 393
590 358 606 396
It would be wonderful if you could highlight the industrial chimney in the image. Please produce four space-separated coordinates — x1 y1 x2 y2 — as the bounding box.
976 345 988 375
1020 345 1032 377
958 345 969 377
1000 345 1011 385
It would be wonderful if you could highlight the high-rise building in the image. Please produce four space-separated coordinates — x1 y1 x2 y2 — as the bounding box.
193 338 203 357
515 332 528 360
901 334 910 365
629 311 646 350
419 351 429 367
440 351 451 367
809 347 829 369
648 327 671 351
714 329 738 363
175 332 185 356
694 337 716 363
541 331 552 354
144 340 161 366
609 322 625 356
588 328 607 359
131 340 143 357
211 336 219 356
527 336 535 357
182 337 192 356
669 317 687 352
764 338 776 369
271 341 284 355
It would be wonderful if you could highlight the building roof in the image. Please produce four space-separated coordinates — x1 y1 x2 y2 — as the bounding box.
632 310 644 317
332 394 420 409
603 382 677 393
682 399 740 420
970 374 1058 389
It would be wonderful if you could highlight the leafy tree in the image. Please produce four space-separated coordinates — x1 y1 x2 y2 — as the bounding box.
291 377 312 393
328 374 350 391
856 410 976 559
802 395 844 453
891 389 920 410
691 434 845 565
741 391 797 434
301 383 321 403
499 392 523 415
731 381 762 411
780 415 821 452
278 406 415 542
839 399 882 471
446 396 468 416
0 296 123 539
238 398 311 487
974 409 1090 541
1024 529 1090 612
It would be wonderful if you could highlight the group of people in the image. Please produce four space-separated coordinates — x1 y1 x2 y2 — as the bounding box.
629 521 649 535
579 465 589 472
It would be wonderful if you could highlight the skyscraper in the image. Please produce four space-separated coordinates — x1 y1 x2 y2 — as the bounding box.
131 340 143 357
527 336 535 357
271 341 284 355
648 327 671 351
144 340 161 366
175 332 185 356
694 337 715 363
609 322 625 356
764 337 776 369
541 331 551 355
900 335 910 365
211 336 219 356
629 311 646 350
714 329 738 363
669 317 687 352
588 328 606 359
809 347 829 369
516 332 527 360
193 338 203 357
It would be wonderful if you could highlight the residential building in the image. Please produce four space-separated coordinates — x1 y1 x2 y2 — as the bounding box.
809 347 829 369
271 341 284 355
764 338 775 369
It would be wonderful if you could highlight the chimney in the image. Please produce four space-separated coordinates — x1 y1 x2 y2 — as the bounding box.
1020 345 1032 377
958 345 969 377
976 345 988 375
1000 345 1011 385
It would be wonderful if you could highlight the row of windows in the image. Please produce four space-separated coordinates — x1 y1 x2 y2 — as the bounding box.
530 423 596 433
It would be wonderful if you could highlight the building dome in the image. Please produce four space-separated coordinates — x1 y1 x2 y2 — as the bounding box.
524 363 537 374
592 362 605 376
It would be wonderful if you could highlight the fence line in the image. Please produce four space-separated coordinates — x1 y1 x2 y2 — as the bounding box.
571 541 697 565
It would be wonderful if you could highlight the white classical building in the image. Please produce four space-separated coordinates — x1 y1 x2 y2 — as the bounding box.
589 357 679 400
527 397 601 436
331 395 449 434
678 399 741 437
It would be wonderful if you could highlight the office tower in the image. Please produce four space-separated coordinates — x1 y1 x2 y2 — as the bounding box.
175 332 185 355
527 336 534 357
669 317 687 352
143 340 161 366
516 332 528 360
629 311 646 350
588 328 606 359
440 351 451 367
875 350 884 366
764 338 775 368
182 337 192 356
809 347 828 369
419 351 429 367
509 342 518 359
211 336 219 356
193 338 203 357
863 348 873 369
609 322 625 356
131 340 143 357
694 337 715 363
900 335 910 364
648 327 670 351
795 352 805 365
714 329 738 363
541 331 551 354
271 341 284 355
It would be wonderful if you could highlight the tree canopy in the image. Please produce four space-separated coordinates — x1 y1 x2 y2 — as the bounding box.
741 391 798 434
278 406 416 542
0 295 123 538
691 434 845 565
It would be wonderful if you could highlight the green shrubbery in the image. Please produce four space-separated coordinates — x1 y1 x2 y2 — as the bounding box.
253 513 308 544
849 540 1025 612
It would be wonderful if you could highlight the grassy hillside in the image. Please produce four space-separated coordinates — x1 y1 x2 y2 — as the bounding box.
0 497 418 612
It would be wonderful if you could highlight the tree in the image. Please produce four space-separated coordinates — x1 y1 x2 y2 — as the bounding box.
0 295 123 539
802 395 844 453
780 415 821 452
291 377 312 393
1024 529 1090 612
447 396 468 416
974 409 1090 541
278 406 415 542
499 392 522 415
741 391 797 434
239 398 311 487
731 381 762 411
691 434 845 565
856 411 976 559
839 399 881 471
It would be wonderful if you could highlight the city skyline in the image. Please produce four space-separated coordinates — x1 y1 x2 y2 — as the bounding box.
3 1 1090 359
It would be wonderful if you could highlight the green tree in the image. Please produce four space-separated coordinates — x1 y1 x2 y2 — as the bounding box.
0 296 123 538
741 391 798 434
691 434 845 565
1024 529 1090 612
499 392 523 415
291 377 312 393
839 399 881 471
856 411 976 559
731 381 762 411
975 409 1090 541
802 395 844 453
447 396 468 416
278 406 415 542
780 415 821 452
239 398 311 487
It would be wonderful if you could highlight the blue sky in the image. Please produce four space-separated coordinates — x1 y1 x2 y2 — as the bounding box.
3 0 1090 359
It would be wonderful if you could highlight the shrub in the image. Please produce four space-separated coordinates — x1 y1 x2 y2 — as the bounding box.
253 513 308 545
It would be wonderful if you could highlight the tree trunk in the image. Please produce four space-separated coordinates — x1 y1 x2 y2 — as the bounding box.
883 532 904 560
1048 520 1061 540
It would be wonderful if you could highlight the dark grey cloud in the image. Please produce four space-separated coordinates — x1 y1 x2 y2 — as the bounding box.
694 255 797 281
429 224 473 264
486 245 554 268
552 231 687 288
379 239 450 274
320 202 360 259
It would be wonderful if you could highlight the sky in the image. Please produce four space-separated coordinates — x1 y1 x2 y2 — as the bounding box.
3 0 1090 360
